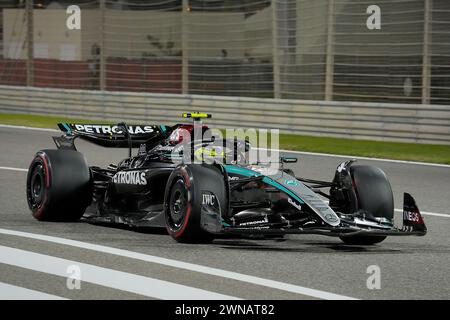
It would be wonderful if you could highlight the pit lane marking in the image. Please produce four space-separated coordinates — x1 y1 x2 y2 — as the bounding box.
0 228 357 300
0 245 239 300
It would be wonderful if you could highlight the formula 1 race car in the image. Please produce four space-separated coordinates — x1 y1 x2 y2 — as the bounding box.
26 113 427 245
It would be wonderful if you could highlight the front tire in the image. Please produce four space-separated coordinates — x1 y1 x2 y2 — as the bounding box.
164 164 227 243
339 165 393 245
27 149 92 221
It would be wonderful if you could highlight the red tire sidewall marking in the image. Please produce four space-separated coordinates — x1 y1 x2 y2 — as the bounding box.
169 168 192 239
32 153 51 219
351 175 360 211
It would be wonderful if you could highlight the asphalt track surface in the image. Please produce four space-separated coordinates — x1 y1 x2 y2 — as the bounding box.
0 126 449 300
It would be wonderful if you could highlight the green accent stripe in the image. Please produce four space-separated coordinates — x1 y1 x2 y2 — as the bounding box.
224 165 304 204
224 165 261 177
62 123 72 134
262 177 304 204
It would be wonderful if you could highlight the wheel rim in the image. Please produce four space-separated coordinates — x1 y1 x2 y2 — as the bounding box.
28 163 46 209
168 180 188 230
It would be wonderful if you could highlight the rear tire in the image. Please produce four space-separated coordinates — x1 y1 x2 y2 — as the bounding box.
164 164 227 243
339 165 393 245
27 149 92 221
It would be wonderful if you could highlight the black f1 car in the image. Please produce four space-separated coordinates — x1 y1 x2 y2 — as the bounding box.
26 113 427 245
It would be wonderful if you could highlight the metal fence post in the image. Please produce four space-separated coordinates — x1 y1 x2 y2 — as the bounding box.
271 0 280 99
181 0 189 94
325 0 335 101
100 0 106 91
421 0 432 104
25 0 34 87
98 0 106 91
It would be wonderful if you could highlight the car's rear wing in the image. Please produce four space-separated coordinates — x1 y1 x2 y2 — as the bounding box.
54 123 172 149
54 113 215 150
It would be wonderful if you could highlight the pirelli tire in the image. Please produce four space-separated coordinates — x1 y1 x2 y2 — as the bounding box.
164 164 227 243
26 149 92 222
339 165 394 245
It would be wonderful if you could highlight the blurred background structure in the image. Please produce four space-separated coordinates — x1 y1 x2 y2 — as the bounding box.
0 0 449 104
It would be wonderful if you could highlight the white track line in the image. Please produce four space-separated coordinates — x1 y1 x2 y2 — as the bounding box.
0 166 28 172
1 124 449 168
0 282 67 300
0 228 356 300
257 147 450 168
1 166 448 218
0 245 238 300
0 124 58 132
394 209 449 218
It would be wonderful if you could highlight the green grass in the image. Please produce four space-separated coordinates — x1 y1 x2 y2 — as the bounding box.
279 134 450 165
0 113 110 128
1 113 449 165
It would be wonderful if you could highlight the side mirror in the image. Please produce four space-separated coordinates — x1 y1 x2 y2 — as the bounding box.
281 156 298 164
